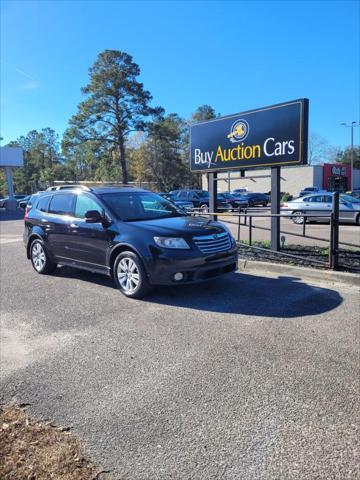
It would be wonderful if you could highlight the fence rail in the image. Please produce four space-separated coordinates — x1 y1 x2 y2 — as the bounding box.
190 194 359 270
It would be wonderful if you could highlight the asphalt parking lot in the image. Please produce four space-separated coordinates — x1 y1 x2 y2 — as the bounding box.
1 213 359 479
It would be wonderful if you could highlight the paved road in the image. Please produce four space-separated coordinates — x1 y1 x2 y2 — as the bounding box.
1 216 359 479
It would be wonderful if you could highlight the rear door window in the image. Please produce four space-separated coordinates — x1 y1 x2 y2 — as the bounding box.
36 195 51 212
49 194 75 215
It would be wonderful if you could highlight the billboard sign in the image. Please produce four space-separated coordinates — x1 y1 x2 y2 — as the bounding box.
190 99 309 172
0 147 24 167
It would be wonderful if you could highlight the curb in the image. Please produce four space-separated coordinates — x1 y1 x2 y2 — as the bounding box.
238 259 360 288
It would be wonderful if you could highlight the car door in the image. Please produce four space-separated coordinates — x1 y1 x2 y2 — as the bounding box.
66 193 113 269
46 193 76 258
303 195 326 221
339 198 357 222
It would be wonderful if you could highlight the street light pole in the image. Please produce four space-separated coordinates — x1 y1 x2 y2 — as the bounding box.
341 121 359 191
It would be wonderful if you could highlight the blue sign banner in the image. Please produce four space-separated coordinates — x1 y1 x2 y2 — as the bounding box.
189 99 309 172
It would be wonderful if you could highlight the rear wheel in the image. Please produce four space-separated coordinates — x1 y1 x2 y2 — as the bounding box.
356 214 360 225
30 239 57 274
292 211 305 224
113 251 152 299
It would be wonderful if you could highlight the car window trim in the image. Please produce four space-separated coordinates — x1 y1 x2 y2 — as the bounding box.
48 193 76 217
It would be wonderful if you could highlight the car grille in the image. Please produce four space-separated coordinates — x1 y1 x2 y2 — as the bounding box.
193 231 232 254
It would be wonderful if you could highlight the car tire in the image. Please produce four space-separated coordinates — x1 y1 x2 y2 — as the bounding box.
292 211 305 225
30 239 57 274
200 204 209 213
356 214 360 226
113 251 152 299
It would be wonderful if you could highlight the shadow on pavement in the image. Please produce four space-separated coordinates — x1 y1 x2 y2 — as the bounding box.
54 267 343 318
146 272 343 317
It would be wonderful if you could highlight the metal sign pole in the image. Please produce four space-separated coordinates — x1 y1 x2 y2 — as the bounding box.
208 172 218 221
271 167 281 251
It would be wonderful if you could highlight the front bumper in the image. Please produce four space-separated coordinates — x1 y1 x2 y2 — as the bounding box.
145 244 238 285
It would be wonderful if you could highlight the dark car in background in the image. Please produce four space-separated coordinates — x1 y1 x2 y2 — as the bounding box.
23 186 238 298
158 192 193 211
232 192 269 207
299 186 326 197
217 192 247 211
0 194 27 208
170 189 229 212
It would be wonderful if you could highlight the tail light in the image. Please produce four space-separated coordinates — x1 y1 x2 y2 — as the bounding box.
24 206 30 220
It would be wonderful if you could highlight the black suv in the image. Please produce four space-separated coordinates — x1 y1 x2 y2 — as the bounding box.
23 186 238 298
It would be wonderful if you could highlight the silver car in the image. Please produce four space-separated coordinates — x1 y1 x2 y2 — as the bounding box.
281 193 360 224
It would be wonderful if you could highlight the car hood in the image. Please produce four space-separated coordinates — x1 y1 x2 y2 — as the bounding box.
127 215 226 236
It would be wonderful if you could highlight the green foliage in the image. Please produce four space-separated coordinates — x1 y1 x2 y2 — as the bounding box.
62 50 163 184
281 192 293 202
335 147 360 169
2 128 63 194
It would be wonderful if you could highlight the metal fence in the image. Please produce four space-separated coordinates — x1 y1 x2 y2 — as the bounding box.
191 193 359 271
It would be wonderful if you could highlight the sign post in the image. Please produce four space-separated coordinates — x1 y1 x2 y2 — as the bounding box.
271 167 281 251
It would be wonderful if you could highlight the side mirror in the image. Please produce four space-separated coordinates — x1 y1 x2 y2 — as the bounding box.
19 202 27 210
85 210 103 223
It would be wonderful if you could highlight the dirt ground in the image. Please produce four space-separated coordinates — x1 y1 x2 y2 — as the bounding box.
0 406 112 480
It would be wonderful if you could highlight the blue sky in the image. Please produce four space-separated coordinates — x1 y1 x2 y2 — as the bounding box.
1 0 359 148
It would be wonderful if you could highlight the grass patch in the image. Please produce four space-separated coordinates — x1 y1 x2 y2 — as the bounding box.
0 405 112 480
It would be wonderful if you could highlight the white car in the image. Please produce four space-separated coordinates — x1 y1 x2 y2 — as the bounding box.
281 193 360 224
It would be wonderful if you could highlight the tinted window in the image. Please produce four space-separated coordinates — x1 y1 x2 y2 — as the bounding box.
323 195 333 203
75 194 103 218
101 192 185 221
178 191 188 199
36 195 51 212
49 194 74 215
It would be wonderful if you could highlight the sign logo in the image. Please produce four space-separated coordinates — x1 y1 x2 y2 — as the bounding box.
331 165 346 176
227 119 249 143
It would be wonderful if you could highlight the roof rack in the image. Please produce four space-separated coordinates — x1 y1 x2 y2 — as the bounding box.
46 185 91 192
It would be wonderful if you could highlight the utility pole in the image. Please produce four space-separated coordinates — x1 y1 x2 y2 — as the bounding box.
341 121 360 191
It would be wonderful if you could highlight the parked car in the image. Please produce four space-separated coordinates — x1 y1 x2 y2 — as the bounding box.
281 193 360 224
170 189 229 212
23 186 238 298
232 188 248 195
158 192 193 211
299 186 326 197
17 195 32 209
232 192 269 207
346 189 360 200
217 192 247 210
0 194 27 208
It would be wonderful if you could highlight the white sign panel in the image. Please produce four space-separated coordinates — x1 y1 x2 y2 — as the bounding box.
0 147 24 167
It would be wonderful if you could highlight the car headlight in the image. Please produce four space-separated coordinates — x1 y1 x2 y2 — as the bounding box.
154 236 190 249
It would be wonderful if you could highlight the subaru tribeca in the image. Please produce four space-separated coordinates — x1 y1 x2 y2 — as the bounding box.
23 186 238 298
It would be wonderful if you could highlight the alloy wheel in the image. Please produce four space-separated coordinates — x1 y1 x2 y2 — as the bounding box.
117 257 140 293
32 242 46 272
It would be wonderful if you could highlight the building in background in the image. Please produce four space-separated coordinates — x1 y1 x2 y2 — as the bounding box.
202 164 360 197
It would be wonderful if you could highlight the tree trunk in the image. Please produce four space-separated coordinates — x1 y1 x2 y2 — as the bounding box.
119 137 128 184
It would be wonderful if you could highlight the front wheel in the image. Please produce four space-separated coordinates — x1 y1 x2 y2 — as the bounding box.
113 251 152 299
292 211 305 224
30 239 57 274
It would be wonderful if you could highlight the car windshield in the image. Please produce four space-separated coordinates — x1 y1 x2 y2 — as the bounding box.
100 191 187 221
341 194 360 204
